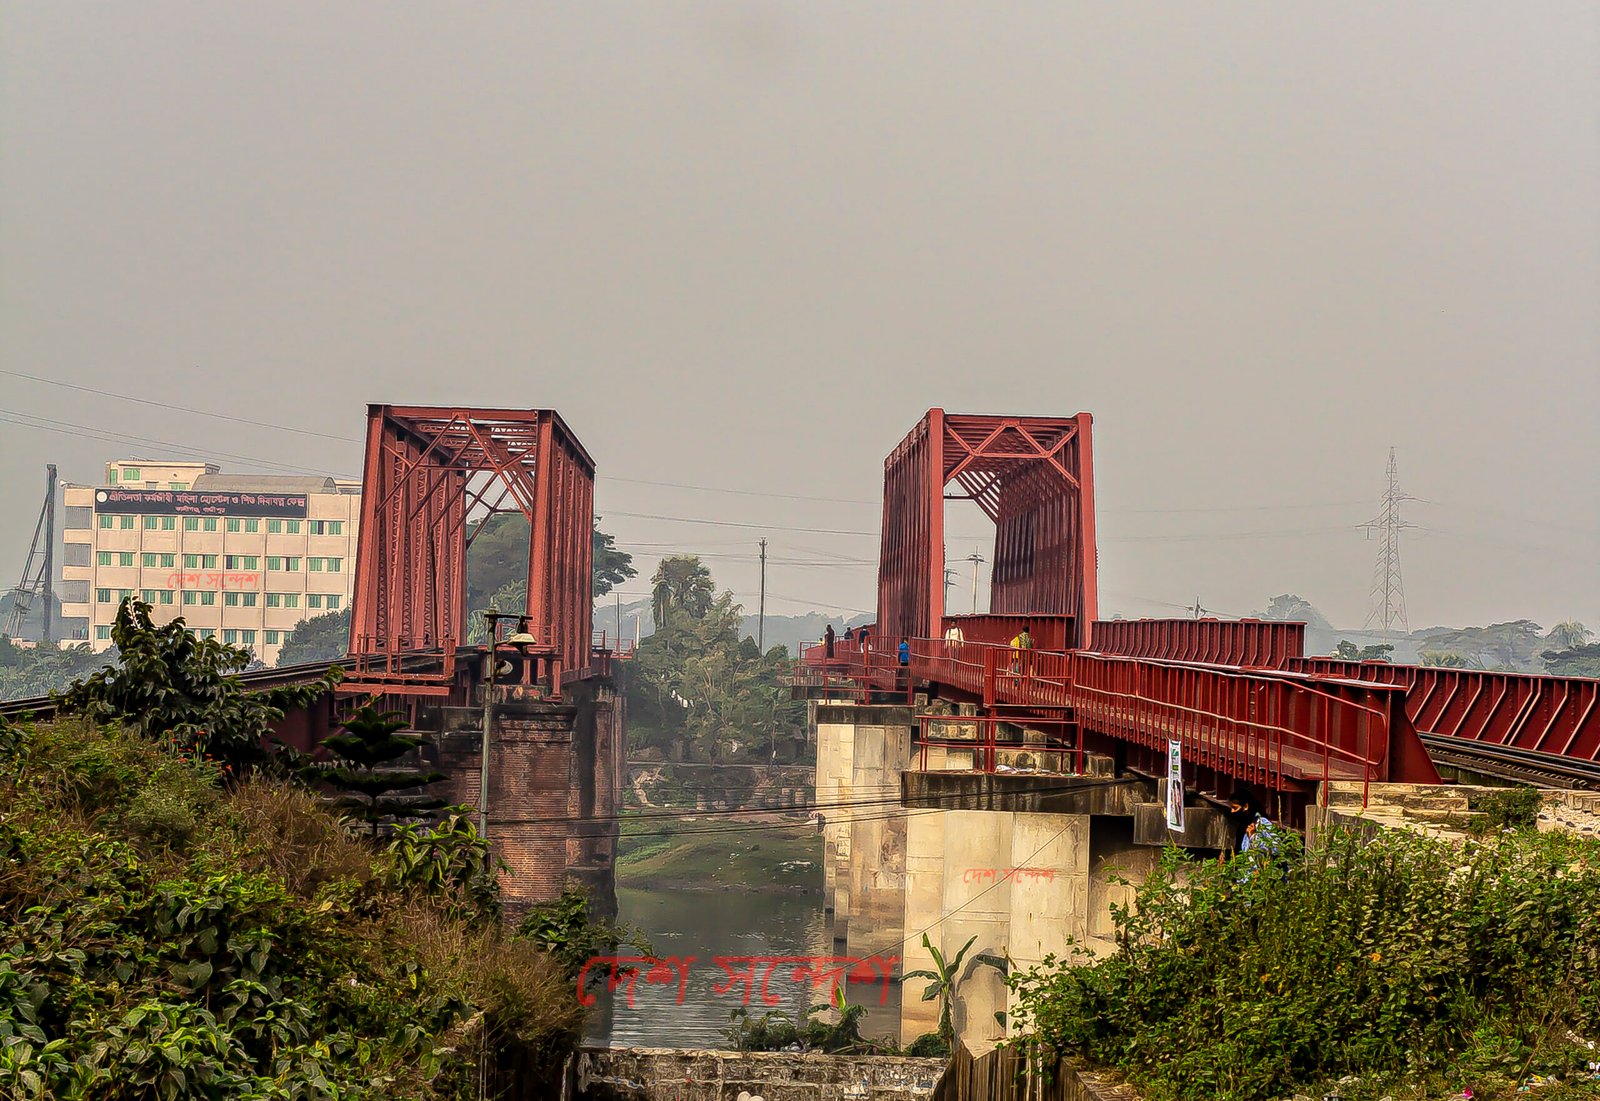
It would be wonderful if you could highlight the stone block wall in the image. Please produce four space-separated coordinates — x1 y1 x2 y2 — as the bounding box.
575 1046 945 1101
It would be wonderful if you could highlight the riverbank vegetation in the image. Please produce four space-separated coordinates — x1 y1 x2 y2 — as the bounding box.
0 599 587 1098
1008 826 1600 1101
617 812 821 892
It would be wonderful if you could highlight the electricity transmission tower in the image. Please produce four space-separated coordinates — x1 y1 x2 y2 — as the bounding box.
5 465 57 642
1363 447 1413 635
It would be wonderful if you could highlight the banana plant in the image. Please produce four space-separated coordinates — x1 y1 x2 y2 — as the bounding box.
903 932 1008 1043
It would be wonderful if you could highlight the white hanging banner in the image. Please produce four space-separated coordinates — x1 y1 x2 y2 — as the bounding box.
1166 740 1185 833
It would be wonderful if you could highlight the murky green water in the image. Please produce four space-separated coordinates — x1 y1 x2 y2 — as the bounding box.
582 885 901 1049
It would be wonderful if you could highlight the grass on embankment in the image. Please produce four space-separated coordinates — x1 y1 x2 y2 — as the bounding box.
617 812 823 891
0 718 580 1100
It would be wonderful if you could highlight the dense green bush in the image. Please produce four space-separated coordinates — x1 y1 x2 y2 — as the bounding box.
1009 828 1600 1101
0 720 580 1100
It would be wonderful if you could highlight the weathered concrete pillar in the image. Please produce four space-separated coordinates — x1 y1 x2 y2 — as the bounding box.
812 703 857 938
899 807 1093 1052
845 711 914 962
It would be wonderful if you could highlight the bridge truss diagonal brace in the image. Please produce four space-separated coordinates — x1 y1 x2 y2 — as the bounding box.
877 409 1098 648
348 405 596 688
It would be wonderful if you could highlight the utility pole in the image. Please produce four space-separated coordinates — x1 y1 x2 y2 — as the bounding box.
757 538 767 652
1191 597 1203 620
615 590 621 647
966 549 986 615
1363 447 1413 635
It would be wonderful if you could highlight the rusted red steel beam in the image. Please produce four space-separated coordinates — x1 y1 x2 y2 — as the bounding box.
347 405 596 697
1289 659 1600 764
877 410 1098 650
1090 618 1306 670
807 638 1435 792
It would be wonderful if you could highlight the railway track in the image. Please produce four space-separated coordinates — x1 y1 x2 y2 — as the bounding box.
1420 733 1600 789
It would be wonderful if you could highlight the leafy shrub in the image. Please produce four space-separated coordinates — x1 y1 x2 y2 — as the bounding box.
1008 828 1600 1101
1473 785 1544 833
0 720 580 1099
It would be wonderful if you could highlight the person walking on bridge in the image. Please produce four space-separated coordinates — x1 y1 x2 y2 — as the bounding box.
823 623 836 659
1009 624 1035 680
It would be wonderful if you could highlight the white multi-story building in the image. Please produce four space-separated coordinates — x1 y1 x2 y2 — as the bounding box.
58 460 361 665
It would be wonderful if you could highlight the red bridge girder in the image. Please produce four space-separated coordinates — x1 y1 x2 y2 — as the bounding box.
877 410 1098 649
347 405 595 695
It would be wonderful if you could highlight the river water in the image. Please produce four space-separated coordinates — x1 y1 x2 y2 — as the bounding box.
582 885 902 1049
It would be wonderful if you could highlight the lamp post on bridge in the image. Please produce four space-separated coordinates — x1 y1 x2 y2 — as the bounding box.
478 611 541 838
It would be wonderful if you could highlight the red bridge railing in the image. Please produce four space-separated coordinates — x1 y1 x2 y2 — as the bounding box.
1090 618 1306 669
1289 658 1600 763
799 637 1415 798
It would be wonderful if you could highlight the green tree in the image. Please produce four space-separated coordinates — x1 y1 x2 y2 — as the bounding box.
274 607 352 666
1543 642 1600 678
1333 639 1393 662
0 637 116 701
592 522 637 598
1254 594 1333 630
57 597 341 771
651 555 715 629
1547 620 1592 651
306 703 446 834
904 932 1007 1046
464 515 634 611
1419 650 1474 668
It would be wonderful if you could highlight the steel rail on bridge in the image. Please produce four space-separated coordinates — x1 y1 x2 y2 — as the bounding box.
800 638 1427 802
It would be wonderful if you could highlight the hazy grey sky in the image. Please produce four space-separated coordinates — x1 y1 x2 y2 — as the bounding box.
3 2 1597 633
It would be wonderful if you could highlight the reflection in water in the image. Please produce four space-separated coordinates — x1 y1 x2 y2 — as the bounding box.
584 886 901 1049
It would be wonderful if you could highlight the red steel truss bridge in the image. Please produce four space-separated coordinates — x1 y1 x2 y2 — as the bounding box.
799 409 1600 819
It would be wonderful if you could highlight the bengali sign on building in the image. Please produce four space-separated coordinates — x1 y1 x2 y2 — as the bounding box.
93 488 309 518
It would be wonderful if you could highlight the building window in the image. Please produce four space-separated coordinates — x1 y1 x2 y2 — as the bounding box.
107 469 118 484
119 515 135 530
241 630 256 645
223 629 239 644
267 519 282 534
244 556 258 569
226 518 241 533
182 592 197 605
169 482 187 491
96 625 112 640
118 552 135 567
307 594 323 609
244 519 259 533
240 592 258 607
225 592 239 607
183 554 199 569
284 557 300 572
266 557 281 571
160 591 174 605
225 555 239 570
99 514 114 529
140 589 157 603
286 520 301 534
161 516 176 531
184 517 199 531
284 593 300 608
119 589 134 601
144 516 160 530
124 467 140 480
97 552 112 567
266 630 281 645
200 592 216 606
310 520 344 535
266 593 280 608
194 628 215 640
96 588 111 603
203 518 218 532
326 558 342 572
325 595 342 610
160 553 175 568
142 553 157 567
308 558 323 572
202 555 218 569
